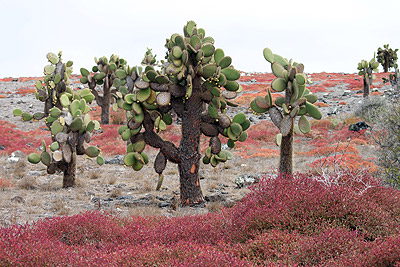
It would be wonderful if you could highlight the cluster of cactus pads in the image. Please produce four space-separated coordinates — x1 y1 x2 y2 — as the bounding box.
79 54 144 124
13 52 103 187
357 56 379 97
251 48 321 174
114 21 248 204
377 44 398 73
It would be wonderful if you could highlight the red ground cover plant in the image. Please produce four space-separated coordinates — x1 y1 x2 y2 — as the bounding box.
0 120 50 155
15 86 35 96
1 172 399 266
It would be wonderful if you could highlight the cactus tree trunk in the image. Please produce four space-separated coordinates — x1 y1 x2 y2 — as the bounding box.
363 74 371 98
384 56 390 73
279 127 294 175
100 82 111 125
178 76 204 206
59 151 76 188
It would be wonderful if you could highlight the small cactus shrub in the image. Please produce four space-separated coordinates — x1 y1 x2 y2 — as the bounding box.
250 48 322 174
13 52 103 188
357 56 379 97
117 21 249 206
377 44 398 73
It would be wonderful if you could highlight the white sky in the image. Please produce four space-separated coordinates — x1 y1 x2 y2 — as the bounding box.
1 0 399 77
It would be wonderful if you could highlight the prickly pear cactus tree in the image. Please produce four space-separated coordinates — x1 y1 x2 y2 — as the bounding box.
13 52 103 188
80 54 142 124
118 21 249 206
357 56 379 97
383 68 400 92
377 44 398 73
250 48 322 175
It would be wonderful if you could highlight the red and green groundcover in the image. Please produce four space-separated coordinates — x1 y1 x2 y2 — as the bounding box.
1 73 399 266
1 173 400 266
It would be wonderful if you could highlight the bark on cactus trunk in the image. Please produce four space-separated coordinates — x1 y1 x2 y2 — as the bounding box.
178 76 204 206
58 150 76 188
363 73 371 98
279 125 294 175
100 81 111 125
384 56 390 73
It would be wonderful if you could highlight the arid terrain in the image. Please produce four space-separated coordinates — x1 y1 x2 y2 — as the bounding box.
0 72 392 227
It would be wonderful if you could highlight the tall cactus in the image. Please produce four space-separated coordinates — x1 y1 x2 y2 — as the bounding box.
357 56 379 97
80 54 141 124
250 48 322 175
118 21 249 206
377 44 398 73
13 52 103 188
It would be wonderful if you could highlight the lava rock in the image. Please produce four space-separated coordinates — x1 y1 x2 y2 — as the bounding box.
349 121 371 132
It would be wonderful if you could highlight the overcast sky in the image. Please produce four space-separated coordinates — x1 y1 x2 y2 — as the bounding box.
1 0 399 77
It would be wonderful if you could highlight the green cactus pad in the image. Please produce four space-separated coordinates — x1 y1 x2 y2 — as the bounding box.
155 75 170 84
230 122 243 136
271 78 287 92
50 142 59 152
202 43 215 57
190 35 201 50
250 100 268 114
54 74 61 84
210 86 221 97
263 48 274 63
124 152 136 166
304 94 318 103
46 52 59 64
70 117 83 132
146 70 158 82
96 155 104 166
133 140 146 153
28 153 41 164
94 72 106 80
40 151 51 166
172 46 183 59
121 128 132 141
85 146 100 158
208 104 218 119
218 56 232 69
227 139 235 148
60 94 70 107
203 155 210 164
232 113 246 124
202 64 218 79
163 113 173 125
51 121 63 136
221 68 240 81
305 102 322 120
241 119 251 131
132 160 144 171
49 107 62 118
137 87 152 102
272 62 287 79
254 96 270 109
239 131 248 142
214 49 225 65
80 68 90 77
13 109 23 116
298 115 311 134
224 81 240 91
273 54 288 68
296 73 306 85
44 65 55 75
115 69 127 79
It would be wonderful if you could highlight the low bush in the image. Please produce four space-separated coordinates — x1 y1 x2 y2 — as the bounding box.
1 172 400 266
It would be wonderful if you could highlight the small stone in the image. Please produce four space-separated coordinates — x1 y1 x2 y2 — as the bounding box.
158 202 171 208
0 145 4 150
11 196 25 203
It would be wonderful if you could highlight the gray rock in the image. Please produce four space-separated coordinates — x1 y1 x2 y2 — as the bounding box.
11 196 25 203
105 155 124 165
158 202 171 208
205 194 226 202
235 174 258 188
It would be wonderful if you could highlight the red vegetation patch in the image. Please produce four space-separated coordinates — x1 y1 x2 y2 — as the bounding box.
16 86 35 96
0 120 50 155
0 95 6 98
371 91 383 96
338 101 347 105
1 173 400 266
0 178 13 189
314 102 329 107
